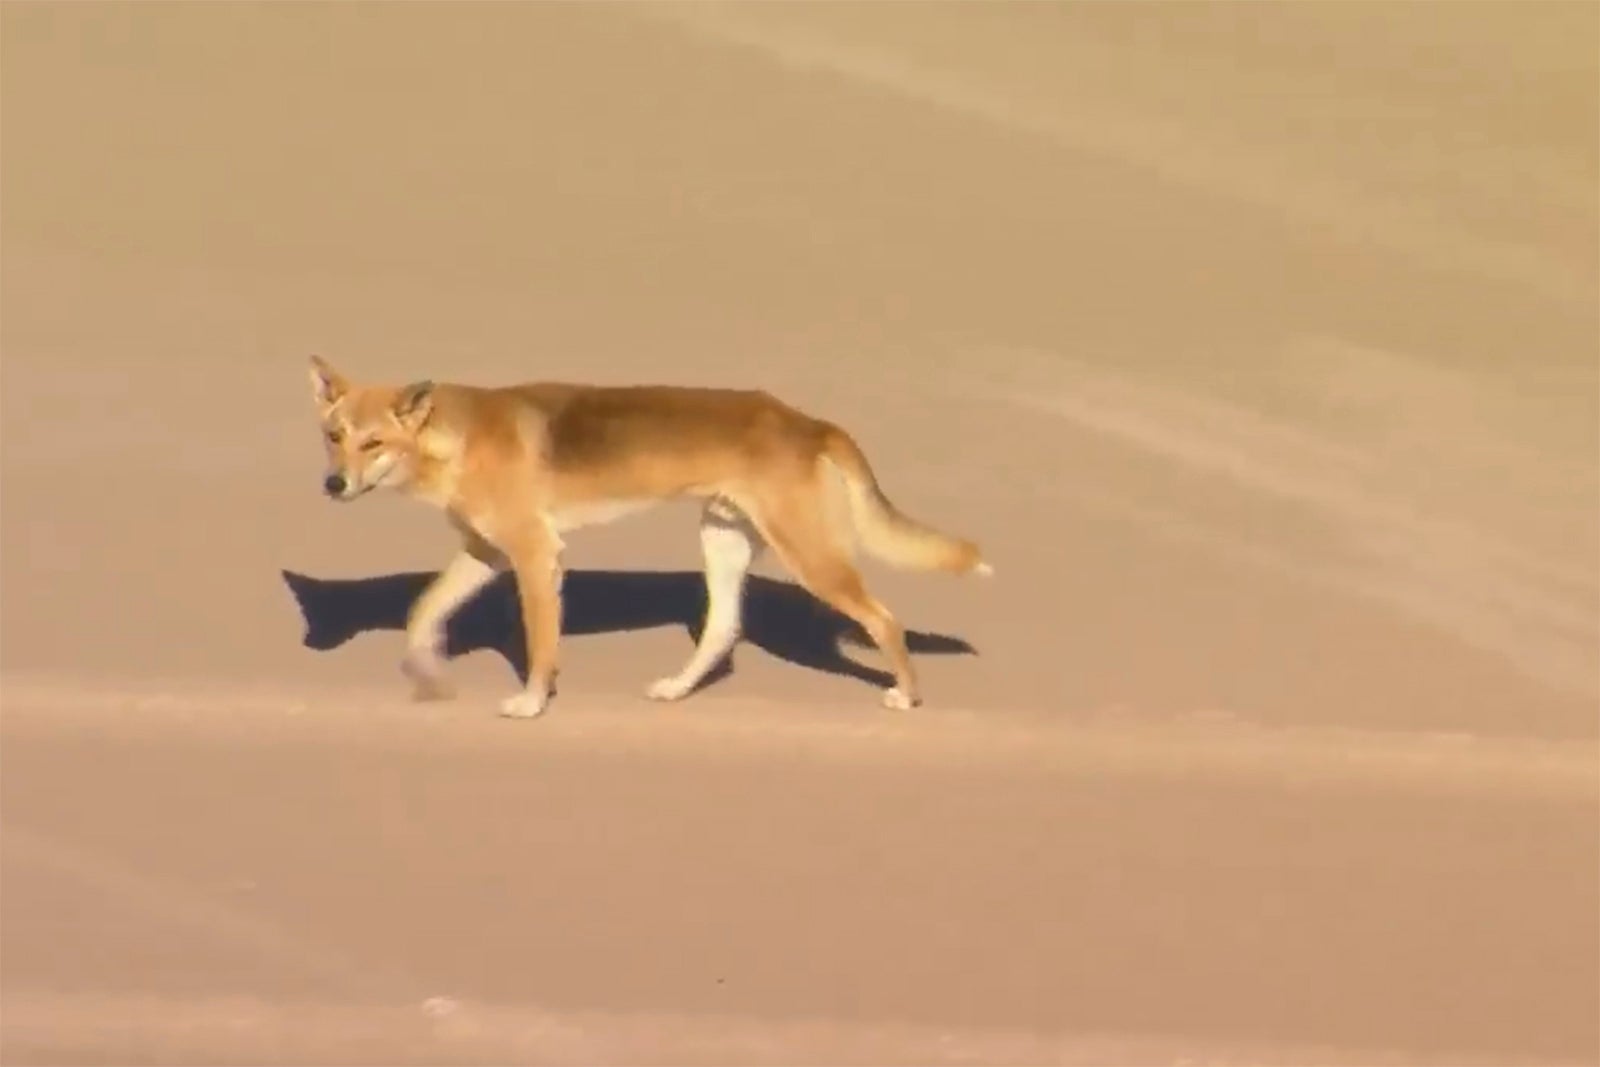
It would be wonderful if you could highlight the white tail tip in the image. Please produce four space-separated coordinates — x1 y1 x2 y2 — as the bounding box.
973 561 994 577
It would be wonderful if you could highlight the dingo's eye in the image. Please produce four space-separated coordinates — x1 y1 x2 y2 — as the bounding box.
326 429 343 444
359 438 384 453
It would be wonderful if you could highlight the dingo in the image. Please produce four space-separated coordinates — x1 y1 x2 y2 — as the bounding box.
307 355 991 718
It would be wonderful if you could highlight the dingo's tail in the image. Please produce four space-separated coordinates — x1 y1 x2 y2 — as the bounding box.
821 426 993 577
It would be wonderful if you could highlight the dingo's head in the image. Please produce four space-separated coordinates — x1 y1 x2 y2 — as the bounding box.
309 355 435 501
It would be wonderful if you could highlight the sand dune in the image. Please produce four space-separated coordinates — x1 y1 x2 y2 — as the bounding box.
2 3 1595 1064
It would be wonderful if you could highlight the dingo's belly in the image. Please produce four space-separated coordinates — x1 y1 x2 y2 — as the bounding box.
546 498 661 533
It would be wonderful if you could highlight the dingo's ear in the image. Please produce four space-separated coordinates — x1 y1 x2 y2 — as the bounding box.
310 355 348 411
393 380 435 429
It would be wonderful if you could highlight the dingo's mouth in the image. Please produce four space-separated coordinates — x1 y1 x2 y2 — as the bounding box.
322 475 373 502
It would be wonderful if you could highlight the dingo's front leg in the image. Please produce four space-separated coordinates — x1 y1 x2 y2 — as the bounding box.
403 544 501 701
499 538 563 719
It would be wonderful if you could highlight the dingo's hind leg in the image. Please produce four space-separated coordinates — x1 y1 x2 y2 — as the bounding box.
647 496 763 702
750 483 921 709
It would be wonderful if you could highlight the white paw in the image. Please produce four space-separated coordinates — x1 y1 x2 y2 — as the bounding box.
401 648 453 701
647 676 694 702
881 687 919 711
499 690 549 719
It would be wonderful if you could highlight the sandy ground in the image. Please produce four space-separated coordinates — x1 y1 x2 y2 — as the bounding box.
1 2 1596 1064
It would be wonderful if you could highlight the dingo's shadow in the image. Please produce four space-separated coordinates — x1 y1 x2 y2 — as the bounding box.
281 568 976 693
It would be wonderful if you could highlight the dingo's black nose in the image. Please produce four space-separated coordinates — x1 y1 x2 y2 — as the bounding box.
323 473 347 497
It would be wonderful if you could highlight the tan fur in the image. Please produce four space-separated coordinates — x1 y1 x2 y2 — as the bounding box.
308 355 991 717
